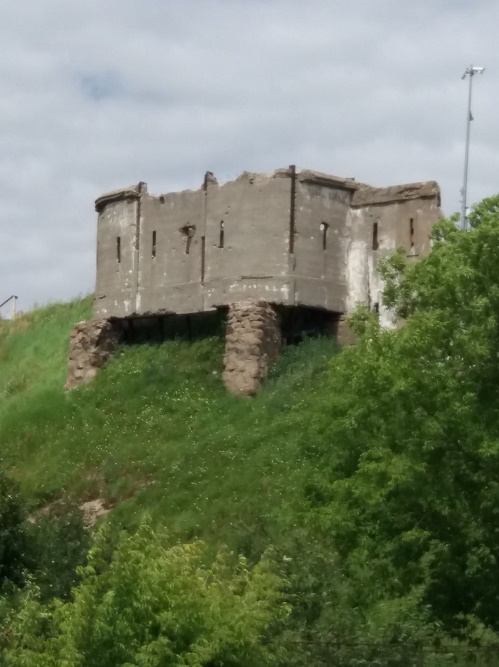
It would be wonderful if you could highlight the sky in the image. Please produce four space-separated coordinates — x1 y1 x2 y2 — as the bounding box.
1 0 498 315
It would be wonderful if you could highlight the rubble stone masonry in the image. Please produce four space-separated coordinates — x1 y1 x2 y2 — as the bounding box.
223 301 282 396
65 319 122 390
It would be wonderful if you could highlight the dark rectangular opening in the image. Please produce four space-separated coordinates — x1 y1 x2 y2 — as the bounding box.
321 222 329 250
119 309 227 345
372 222 379 250
219 221 225 248
152 230 157 258
278 305 338 345
116 236 121 263
410 218 415 248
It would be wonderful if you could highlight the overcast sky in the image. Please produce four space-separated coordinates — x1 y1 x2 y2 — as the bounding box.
1 0 497 314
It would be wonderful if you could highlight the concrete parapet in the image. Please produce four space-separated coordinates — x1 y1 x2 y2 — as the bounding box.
65 319 122 390
223 300 282 396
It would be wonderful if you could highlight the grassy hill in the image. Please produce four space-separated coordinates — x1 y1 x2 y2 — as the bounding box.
4 197 499 665
0 298 338 558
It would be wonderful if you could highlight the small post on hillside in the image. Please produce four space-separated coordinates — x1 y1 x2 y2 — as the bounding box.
12 296 17 320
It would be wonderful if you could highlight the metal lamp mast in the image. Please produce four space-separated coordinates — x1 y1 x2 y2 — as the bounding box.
460 64 485 230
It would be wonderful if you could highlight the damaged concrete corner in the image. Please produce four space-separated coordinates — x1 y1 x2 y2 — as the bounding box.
65 319 122 390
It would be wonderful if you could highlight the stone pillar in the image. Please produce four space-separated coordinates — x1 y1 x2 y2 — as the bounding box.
65 319 122 390
223 301 282 396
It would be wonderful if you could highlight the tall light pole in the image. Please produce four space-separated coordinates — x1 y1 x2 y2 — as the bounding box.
460 64 485 230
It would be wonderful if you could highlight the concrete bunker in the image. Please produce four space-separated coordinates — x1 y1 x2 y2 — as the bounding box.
66 167 442 395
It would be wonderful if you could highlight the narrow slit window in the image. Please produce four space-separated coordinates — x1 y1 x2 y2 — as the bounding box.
410 218 415 248
372 222 379 250
116 236 121 263
374 302 379 314
320 222 329 250
152 230 157 258
219 220 225 248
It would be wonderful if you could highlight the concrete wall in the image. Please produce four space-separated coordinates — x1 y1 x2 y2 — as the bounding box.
94 170 298 319
293 172 355 313
137 188 205 315
94 185 141 318
93 169 442 323
204 171 292 308
347 181 442 328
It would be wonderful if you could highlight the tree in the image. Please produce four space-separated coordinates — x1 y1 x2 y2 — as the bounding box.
305 195 499 632
3 522 289 667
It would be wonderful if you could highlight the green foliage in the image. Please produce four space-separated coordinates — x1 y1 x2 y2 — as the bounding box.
0 473 28 589
0 297 91 407
4 195 499 655
0 472 89 600
25 501 90 601
304 194 499 631
2 523 288 667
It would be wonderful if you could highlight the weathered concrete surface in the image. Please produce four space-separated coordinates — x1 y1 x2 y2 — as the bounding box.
293 180 351 313
91 167 442 338
346 184 442 328
204 171 291 310
65 319 121 390
137 186 205 316
94 184 143 319
351 180 441 207
223 300 281 396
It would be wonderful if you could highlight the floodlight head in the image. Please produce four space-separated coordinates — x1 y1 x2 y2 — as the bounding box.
461 65 486 79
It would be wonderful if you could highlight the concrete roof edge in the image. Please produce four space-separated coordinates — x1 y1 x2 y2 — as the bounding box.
92 173 441 210
95 182 146 212
297 169 363 191
351 180 441 207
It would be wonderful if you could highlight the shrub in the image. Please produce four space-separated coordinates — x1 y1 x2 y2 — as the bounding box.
0 473 28 589
3 522 289 667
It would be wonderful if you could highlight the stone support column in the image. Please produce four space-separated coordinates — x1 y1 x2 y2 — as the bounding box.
65 319 122 390
223 300 282 396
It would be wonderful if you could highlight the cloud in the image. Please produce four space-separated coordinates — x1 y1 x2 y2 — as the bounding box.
0 0 498 313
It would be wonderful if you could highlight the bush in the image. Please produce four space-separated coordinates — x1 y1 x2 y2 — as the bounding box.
0 473 28 589
2 522 289 667
25 501 90 601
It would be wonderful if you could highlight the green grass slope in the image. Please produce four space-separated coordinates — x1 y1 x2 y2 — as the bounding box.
0 299 338 557
5 204 499 657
